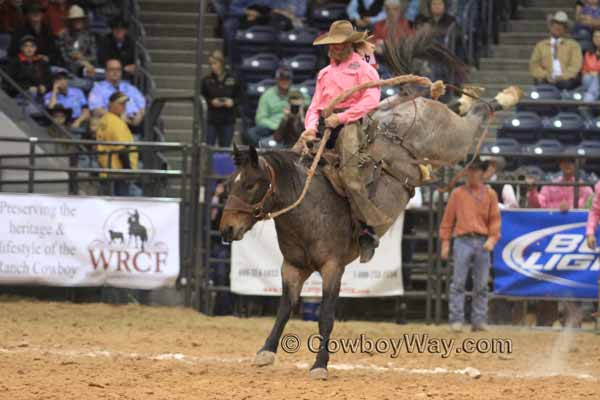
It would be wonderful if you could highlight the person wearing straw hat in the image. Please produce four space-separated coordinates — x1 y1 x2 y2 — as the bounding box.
57 4 97 77
300 20 388 263
529 11 582 91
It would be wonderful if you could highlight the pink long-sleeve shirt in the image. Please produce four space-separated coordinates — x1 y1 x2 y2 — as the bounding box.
527 175 594 209
305 51 380 131
586 182 600 235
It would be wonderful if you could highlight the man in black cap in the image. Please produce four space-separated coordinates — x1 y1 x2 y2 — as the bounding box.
6 35 52 97
98 17 136 79
44 70 90 128
9 2 60 65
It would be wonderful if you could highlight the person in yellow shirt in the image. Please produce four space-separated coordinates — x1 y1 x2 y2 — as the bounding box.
96 91 141 196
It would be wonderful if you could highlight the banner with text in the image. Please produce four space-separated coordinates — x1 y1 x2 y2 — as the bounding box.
0 193 180 289
231 216 404 297
493 209 599 299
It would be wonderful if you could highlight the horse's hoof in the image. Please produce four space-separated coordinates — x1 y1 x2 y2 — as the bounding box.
254 350 276 367
309 368 329 380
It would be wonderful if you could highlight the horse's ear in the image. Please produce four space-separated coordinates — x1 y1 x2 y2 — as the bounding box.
232 143 243 166
248 145 259 168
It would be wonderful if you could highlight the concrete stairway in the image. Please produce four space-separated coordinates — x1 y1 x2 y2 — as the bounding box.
469 0 574 131
139 0 222 147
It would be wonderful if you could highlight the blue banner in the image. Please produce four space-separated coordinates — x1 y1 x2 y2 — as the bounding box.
493 210 599 299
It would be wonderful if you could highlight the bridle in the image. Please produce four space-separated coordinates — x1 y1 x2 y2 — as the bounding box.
223 159 277 220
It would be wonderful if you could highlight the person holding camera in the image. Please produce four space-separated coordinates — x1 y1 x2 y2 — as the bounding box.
201 50 241 147
259 90 305 148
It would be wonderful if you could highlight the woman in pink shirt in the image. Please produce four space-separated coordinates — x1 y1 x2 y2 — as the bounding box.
586 182 600 249
582 29 600 102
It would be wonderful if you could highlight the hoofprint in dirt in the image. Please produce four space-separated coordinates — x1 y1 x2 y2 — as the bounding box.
1 299 599 400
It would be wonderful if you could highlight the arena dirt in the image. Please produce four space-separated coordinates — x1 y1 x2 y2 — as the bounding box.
1 298 599 399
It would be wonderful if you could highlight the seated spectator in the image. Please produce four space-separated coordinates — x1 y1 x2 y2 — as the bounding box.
0 0 24 34
96 91 141 197
44 0 69 36
47 103 71 126
9 2 60 64
526 157 593 211
582 29 600 102
575 0 600 39
259 90 305 148
44 70 90 129
98 17 136 79
346 0 386 29
201 50 241 147
88 59 146 128
416 0 455 41
57 5 97 77
529 11 583 91
243 66 299 146
372 0 413 56
6 35 51 97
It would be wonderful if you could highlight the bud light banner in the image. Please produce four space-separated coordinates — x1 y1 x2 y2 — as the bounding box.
0 193 180 289
493 210 599 299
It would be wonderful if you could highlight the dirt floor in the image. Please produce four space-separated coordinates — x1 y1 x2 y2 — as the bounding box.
1 298 600 400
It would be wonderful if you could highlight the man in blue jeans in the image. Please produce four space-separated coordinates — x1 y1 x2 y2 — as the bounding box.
439 158 501 332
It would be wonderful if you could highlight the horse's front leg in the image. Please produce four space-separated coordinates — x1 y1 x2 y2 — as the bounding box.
255 259 310 367
310 260 343 380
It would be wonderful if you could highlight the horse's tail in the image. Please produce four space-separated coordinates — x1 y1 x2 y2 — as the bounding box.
383 26 467 87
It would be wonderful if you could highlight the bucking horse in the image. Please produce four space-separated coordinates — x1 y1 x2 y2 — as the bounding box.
219 31 523 380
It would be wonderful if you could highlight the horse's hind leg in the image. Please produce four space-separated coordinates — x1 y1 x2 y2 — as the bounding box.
310 260 343 380
255 259 310 367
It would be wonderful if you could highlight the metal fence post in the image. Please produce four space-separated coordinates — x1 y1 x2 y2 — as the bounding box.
28 137 37 193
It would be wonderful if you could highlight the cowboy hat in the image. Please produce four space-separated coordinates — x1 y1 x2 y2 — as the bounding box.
548 10 571 27
313 20 367 46
67 5 87 20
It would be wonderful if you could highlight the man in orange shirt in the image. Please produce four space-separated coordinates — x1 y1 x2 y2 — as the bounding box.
439 158 501 332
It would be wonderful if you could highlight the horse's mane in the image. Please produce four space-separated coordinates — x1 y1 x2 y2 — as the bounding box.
383 26 467 87
261 150 306 195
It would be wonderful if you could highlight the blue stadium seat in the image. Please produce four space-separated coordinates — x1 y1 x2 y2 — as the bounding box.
235 25 277 59
525 139 564 171
497 111 542 144
245 78 276 120
281 54 317 83
310 4 348 30
240 53 280 84
212 152 235 177
294 79 316 98
278 28 319 57
517 84 561 116
583 116 600 140
381 86 399 99
0 33 10 63
541 112 584 144
566 140 600 173
481 138 522 169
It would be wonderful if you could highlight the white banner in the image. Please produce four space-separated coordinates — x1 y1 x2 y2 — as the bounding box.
231 215 404 297
0 193 180 289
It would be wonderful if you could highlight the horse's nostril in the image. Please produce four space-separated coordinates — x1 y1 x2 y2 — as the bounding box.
222 226 234 242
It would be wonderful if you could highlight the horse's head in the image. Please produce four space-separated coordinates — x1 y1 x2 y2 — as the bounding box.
219 145 276 242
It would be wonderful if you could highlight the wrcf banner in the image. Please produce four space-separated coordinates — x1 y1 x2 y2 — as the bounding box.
494 210 599 299
231 216 404 297
0 193 180 289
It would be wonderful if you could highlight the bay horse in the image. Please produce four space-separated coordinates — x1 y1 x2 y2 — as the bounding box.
220 146 412 379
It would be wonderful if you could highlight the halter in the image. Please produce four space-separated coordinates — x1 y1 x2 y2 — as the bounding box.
223 159 277 220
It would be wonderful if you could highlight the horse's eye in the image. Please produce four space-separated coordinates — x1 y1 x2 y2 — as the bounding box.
245 183 257 191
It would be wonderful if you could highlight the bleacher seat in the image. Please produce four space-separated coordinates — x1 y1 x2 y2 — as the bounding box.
240 53 280 84
583 116 600 141
517 84 561 116
481 138 522 169
294 79 316 98
245 78 276 120
0 33 10 63
524 139 564 171
281 54 317 83
565 140 600 174
541 112 584 144
212 152 235 177
310 4 348 30
235 25 277 58
278 28 319 57
498 111 542 144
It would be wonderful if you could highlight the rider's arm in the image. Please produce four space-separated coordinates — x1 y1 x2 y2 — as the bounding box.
586 183 600 236
439 190 457 241
337 65 381 125
304 72 324 131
